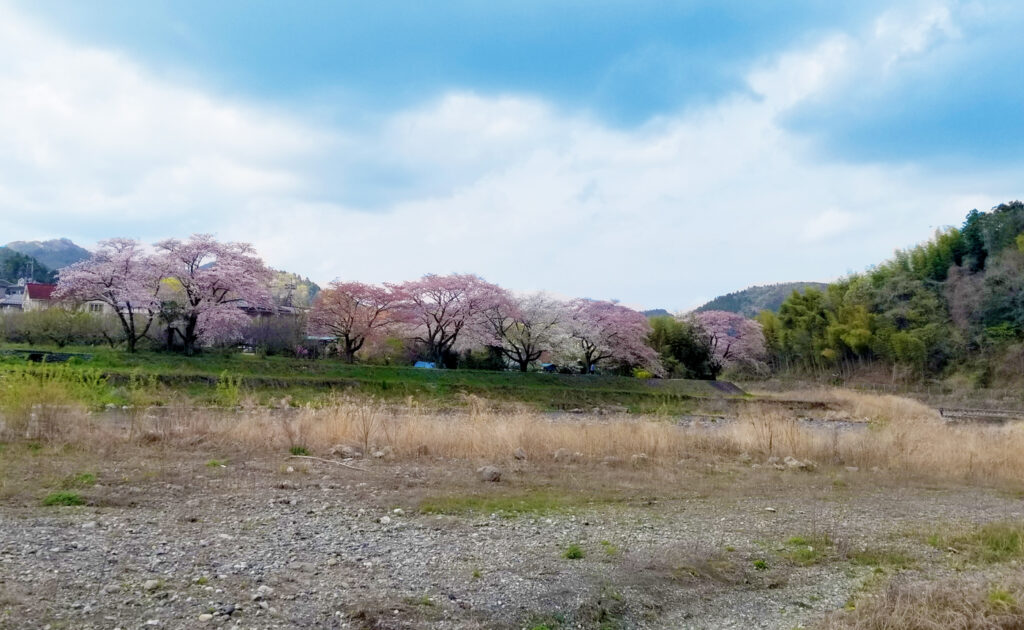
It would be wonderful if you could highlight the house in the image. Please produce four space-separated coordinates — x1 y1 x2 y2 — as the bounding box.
0 292 24 311
22 283 56 311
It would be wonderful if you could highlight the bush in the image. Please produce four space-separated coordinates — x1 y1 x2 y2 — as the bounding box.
42 491 85 506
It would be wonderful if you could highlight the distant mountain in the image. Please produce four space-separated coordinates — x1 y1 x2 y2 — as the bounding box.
696 282 828 318
0 247 56 283
5 238 90 270
643 308 671 318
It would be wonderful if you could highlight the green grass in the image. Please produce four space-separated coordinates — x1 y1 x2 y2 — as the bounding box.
753 558 769 571
0 344 744 413
781 534 833 566
63 472 97 488
418 489 620 518
563 544 585 560
42 491 84 506
205 459 227 468
926 522 1024 564
289 445 310 456
847 547 917 570
988 586 1017 609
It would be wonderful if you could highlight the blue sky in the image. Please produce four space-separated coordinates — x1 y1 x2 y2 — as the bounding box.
1 0 1021 309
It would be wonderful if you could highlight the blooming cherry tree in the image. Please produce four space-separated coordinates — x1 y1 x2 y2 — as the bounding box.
481 293 566 371
692 310 766 373
309 281 396 363
54 238 162 352
567 299 661 374
154 234 272 355
391 273 507 366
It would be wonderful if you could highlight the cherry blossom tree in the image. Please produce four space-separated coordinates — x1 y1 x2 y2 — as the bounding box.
54 238 162 352
308 281 396 363
391 273 507 366
481 293 566 372
154 234 272 355
567 299 661 374
692 310 766 373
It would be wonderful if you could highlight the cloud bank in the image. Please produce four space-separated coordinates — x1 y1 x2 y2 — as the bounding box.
0 2 1019 310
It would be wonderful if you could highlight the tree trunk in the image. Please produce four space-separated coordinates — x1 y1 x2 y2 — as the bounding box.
183 315 199 356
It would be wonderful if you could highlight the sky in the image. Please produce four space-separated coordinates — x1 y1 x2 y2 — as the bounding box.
0 1 1021 310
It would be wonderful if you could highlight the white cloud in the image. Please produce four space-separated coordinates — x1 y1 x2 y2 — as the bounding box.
0 2 1017 310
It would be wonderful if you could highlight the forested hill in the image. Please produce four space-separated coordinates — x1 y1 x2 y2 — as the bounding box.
761 201 1024 384
4 238 90 270
0 247 56 283
696 282 828 318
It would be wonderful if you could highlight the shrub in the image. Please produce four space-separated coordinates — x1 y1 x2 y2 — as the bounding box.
563 544 585 560
289 445 310 456
42 491 85 506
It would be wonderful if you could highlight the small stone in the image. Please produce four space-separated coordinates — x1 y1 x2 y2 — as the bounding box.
379 516 392 525
766 456 780 465
513 447 527 460
392 508 404 516
285 466 295 473
142 579 160 592
198 613 213 622
252 585 274 601
477 466 502 482
845 466 859 473
144 621 159 627
326 558 338 567
630 453 649 467
764 507 777 513
102 583 120 594
552 448 571 461
81 521 98 529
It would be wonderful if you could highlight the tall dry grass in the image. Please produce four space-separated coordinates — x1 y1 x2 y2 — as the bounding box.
6 389 1024 484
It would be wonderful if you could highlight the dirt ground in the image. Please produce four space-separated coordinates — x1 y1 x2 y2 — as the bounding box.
2 443 1023 630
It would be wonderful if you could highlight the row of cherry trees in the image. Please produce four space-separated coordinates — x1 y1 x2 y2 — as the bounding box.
308 275 660 373
54 234 766 375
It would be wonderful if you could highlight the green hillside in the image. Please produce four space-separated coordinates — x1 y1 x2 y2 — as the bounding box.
696 282 828 318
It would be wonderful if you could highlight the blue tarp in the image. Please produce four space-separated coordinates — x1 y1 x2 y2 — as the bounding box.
413 361 436 369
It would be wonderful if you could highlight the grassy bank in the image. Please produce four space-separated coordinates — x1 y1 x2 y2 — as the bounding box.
0 344 745 412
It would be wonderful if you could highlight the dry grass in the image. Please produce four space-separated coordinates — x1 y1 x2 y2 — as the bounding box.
4 389 1024 484
822 575 1024 630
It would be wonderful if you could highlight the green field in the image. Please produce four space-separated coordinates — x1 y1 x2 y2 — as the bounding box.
0 344 748 412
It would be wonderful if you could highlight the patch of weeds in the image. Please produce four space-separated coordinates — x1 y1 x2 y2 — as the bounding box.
62 472 97 488
753 558 769 571
847 547 917 570
599 540 619 556
988 586 1016 610
523 612 567 630
195 576 209 586
781 534 833 566
407 594 434 607
206 459 227 468
26 442 43 453
563 544 585 560
42 491 84 506
725 545 736 552
471 568 481 579
289 445 310 456
926 521 1024 564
